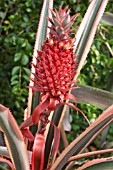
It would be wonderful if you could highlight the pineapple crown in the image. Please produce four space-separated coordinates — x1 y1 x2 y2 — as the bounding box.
46 6 79 40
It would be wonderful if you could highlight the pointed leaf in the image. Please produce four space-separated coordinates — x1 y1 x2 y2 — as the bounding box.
20 116 33 130
0 157 14 170
14 53 22 62
21 128 34 142
72 84 113 110
27 0 54 127
100 126 109 148
21 54 29 65
20 97 49 142
51 104 113 169
50 126 60 164
65 161 75 170
0 146 9 158
44 106 64 169
0 146 32 163
74 0 98 50
62 106 71 131
68 148 113 162
62 14 70 26
32 99 50 124
12 66 20 76
32 133 45 170
78 157 113 170
59 123 69 153
23 67 30 76
33 0 53 53
0 104 30 170
102 12 113 26
74 0 109 77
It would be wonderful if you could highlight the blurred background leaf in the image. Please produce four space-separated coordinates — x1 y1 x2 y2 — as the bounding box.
102 12 113 26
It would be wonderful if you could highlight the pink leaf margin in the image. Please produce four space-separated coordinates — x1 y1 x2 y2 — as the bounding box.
78 157 113 170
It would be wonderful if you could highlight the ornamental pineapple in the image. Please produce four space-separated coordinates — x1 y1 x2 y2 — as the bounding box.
31 6 78 110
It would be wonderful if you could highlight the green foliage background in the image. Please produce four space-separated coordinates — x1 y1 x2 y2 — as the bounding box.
0 0 42 123
0 0 113 148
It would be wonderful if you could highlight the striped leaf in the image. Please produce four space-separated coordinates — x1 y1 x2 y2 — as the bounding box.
0 105 30 170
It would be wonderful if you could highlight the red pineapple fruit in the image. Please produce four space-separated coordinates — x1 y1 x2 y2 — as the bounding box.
31 6 79 111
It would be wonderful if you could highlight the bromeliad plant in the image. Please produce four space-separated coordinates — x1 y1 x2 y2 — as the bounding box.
0 0 113 170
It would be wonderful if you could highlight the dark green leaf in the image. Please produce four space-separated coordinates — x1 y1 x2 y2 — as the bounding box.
26 43 32 52
0 12 5 19
21 54 29 65
11 75 19 82
0 165 6 170
12 66 20 76
21 42 26 47
11 80 19 85
23 75 29 82
17 38 25 46
14 53 22 62
23 68 30 76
